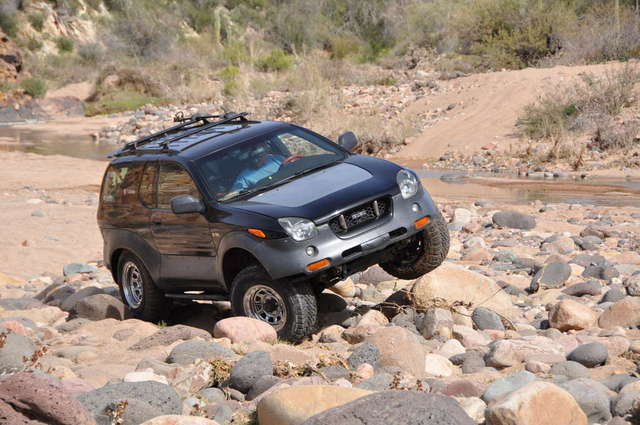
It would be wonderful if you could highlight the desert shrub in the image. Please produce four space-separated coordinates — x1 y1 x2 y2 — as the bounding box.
78 42 104 64
27 12 44 32
56 36 74 53
218 65 240 96
221 40 250 65
0 11 18 38
256 49 294 72
519 65 640 150
329 36 361 60
26 37 43 51
20 77 48 98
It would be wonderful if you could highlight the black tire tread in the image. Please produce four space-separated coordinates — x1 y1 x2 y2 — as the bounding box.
118 251 168 323
381 212 450 280
230 265 317 342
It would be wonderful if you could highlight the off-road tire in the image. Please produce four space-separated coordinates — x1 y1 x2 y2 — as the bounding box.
380 212 450 280
230 265 318 342
117 252 170 322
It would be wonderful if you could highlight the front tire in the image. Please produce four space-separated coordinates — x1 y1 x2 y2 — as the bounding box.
117 252 170 322
380 212 450 280
230 265 317 342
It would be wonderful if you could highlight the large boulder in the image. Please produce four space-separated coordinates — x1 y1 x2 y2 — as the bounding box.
213 317 277 344
76 381 181 425
257 385 373 425
485 382 587 425
75 294 126 321
548 299 597 331
363 326 426 377
302 390 476 425
411 263 516 318
492 211 536 230
0 371 96 425
559 378 612 424
60 287 106 313
598 298 640 329
0 330 36 373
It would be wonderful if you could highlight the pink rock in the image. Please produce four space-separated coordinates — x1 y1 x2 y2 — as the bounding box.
0 320 29 336
213 317 277 344
140 415 220 425
549 299 597 331
355 363 375 381
343 325 381 344
60 378 95 396
599 298 640 329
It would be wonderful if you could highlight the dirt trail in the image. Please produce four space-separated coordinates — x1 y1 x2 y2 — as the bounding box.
398 62 625 160
0 152 105 279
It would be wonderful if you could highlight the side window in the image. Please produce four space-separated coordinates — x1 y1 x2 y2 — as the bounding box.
139 162 158 208
101 165 129 204
157 163 200 209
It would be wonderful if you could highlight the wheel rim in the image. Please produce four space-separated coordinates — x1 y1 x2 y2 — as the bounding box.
122 261 144 309
242 285 287 331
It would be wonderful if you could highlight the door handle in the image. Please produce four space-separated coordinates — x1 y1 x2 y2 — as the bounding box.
152 220 163 226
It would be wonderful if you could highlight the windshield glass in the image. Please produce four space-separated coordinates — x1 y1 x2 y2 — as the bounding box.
196 127 347 202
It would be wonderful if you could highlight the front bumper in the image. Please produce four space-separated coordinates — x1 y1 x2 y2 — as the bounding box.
255 188 439 280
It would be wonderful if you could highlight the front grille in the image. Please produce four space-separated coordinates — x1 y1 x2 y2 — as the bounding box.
329 196 391 235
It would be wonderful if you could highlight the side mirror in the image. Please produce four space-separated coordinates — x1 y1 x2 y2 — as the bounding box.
171 194 205 214
338 131 358 152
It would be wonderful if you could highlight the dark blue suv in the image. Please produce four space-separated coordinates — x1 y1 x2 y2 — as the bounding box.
98 112 449 340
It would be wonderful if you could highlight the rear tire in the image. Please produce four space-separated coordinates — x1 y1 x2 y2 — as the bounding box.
117 252 169 323
380 212 450 280
230 265 317 342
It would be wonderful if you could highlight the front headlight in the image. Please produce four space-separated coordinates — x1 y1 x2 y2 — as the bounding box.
397 169 419 199
278 217 318 241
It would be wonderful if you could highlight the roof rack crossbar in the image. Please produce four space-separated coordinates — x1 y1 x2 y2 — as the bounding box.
111 111 249 157
158 112 249 149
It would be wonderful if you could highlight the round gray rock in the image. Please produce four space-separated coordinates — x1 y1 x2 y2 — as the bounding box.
530 261 571 290
472 307 504 331
550 361 590 379
347 343 380 369
356 373 394 391
60 287 105 313
301 390 475 425
492 211 536 230
0 331 36 374
75 294 125 321
482 371 537 404
600 287 626 304
166 340 235 365
76 381 181 425
230 350 273 393
567 342 608 368
560 378 612 423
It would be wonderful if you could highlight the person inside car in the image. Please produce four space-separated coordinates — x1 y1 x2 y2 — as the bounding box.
230 142 285 192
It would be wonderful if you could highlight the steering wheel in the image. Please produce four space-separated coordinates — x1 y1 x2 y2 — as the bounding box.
282 154 303 165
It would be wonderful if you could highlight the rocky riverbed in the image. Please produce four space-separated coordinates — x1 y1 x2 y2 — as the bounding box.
0 199 639 425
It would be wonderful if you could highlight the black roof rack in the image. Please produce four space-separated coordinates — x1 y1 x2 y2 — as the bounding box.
109 111 250 158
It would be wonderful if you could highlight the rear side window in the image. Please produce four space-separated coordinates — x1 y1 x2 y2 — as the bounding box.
139 162 158 208
101 164 143 204
157 163 201 209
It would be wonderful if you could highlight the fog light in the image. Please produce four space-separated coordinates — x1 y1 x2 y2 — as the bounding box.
307 258 330 271
306 246 317 256
415 216 430 229
412 203 421 213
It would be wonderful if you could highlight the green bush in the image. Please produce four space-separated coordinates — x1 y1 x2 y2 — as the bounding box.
218 65 240 96
26 37 43 52
20 77 48 98
222 40 250 65
85 90 163 116
256 49 294 72
56 36 75 53
27 13 45 32
78 42 104 64
329 36 361 60
0 11 18 38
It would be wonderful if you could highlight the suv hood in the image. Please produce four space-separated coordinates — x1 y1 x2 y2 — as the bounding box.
227 155 402 221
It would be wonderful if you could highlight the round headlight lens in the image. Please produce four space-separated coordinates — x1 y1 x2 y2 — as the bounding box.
278 217 318 241
397 169 419 199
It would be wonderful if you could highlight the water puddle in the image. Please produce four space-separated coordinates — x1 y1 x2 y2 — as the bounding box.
1 123 639 207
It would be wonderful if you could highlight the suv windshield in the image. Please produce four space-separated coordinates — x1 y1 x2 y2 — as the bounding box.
197 127 347 202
